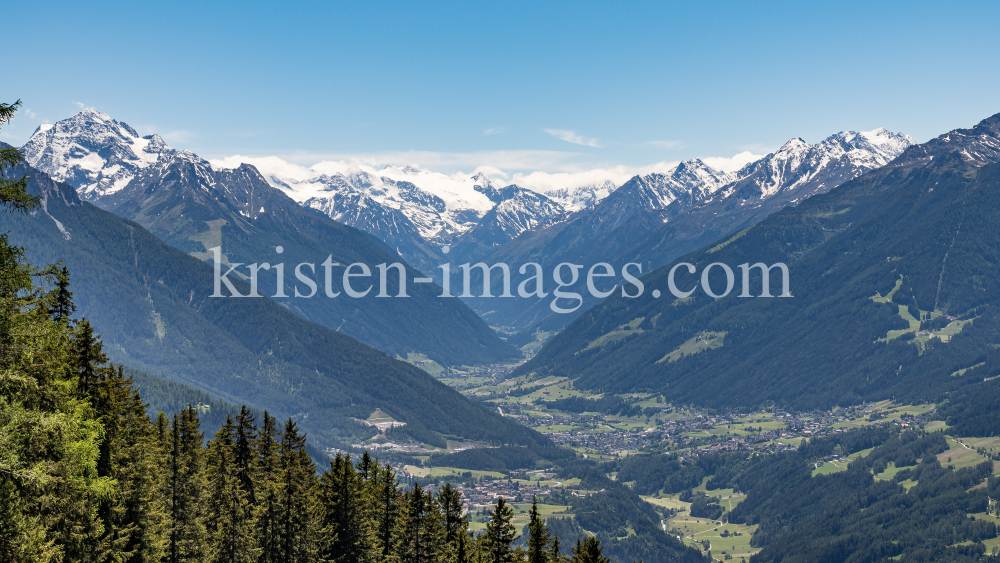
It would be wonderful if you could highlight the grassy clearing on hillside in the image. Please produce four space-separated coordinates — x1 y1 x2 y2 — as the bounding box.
875 462 914 481
520 330 557 357
812 459 849 477
657 331 726 364
399 352 447 376
936 436 997 471
578 317 646 353
669 513 759 559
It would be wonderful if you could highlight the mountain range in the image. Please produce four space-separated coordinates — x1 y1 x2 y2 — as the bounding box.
465 127 914 338
516 112 1000 410
21 110 518 367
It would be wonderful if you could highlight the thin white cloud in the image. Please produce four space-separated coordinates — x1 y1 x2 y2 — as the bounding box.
544 128 600 148
210 148 766 193
212 149 589 178
483 127 506 136
509 162 680 193
700 151 765 173
211 155 317 181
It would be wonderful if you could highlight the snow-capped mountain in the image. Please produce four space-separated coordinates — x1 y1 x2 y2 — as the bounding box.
272 167 499 244
717 127 913 205
271 166 577 270
449 186 566 263
21 109 176 201
541 158 734 243
541 180 619 210
461 128 914 334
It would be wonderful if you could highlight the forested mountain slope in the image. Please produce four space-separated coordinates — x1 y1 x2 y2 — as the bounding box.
1 153 549 452
517 113 1000 410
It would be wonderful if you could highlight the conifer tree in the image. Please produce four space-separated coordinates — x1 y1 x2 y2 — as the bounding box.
277 419 317 563
358 450 374 481
233 407 257 506
455 531 470 563
484 497 518 563
399 482 446 563
369 461 403 561
569 537 609 563
88 366 168 563
168 407 208 563
439 482 468 548
0 100 36 211
550 533 562 563
47 264 75 323
254 412 282 563
206 415 255 563
526 496 551 563
74 319 109 394
318 453 374 562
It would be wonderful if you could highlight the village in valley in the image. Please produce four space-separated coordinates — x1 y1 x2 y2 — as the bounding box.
333 360 972 558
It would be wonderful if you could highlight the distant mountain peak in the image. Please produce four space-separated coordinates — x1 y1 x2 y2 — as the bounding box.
22 110 177 201
777 137 809 152
894 112 1000 169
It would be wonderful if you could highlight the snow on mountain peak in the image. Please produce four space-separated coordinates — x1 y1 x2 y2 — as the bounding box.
778 137 810 152
730 127 914 200
21 110 176 199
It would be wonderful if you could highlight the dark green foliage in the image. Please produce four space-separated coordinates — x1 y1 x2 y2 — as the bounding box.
937 376 1000 437
48 265 75 322
526 497 552 563
570 536 611 563
317 454 371 562
0 101 38 212
616 452 729 495
168 407 208 563
205 415 255 563
710 430 997 562
87 365 169 562
519 114 1000 411
369 461 403 559
485 497 519 563
688 493 724 520
277 420 318 563
440 483 467 548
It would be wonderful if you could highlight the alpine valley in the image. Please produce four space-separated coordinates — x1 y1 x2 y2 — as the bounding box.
12 105 1000 563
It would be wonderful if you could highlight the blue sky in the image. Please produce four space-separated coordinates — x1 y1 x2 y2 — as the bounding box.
4 0 999 179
